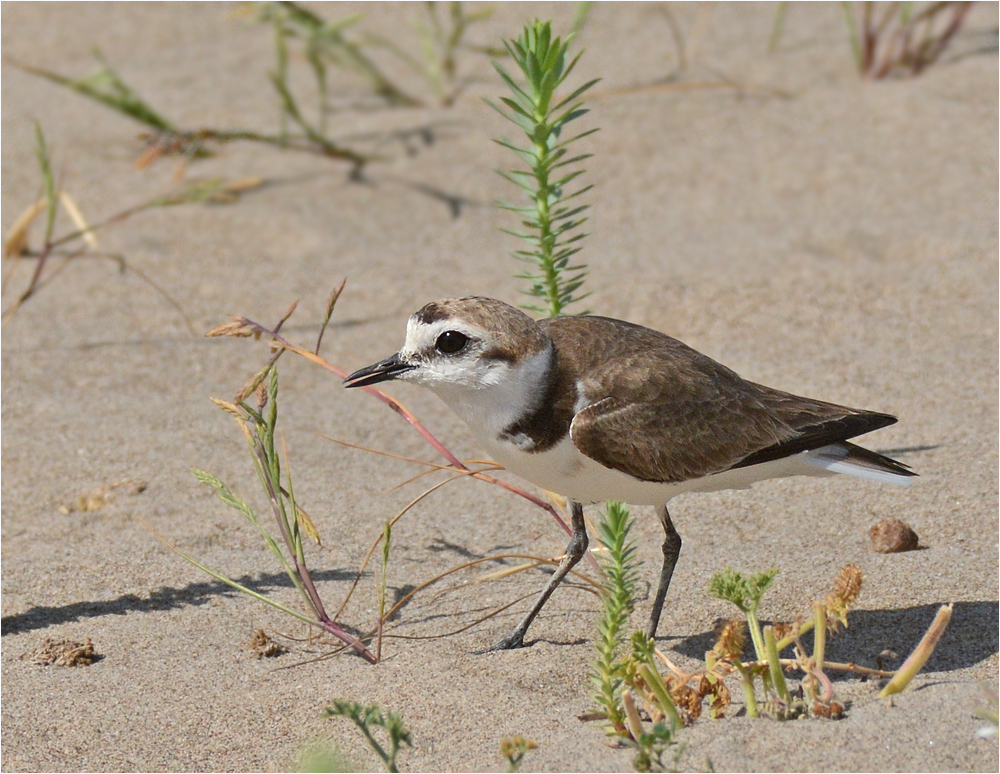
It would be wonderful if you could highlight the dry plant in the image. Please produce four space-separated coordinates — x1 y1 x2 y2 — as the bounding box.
842 1 975 78
2 123 258 326
26 637 101 667
585 517 955 770
11 47 367 175
772 1 975 78
591 558 955 766
12 3 501 176
162 281 604 664
500 736 539 772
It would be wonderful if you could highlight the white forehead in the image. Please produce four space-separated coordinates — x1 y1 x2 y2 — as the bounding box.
401 316 487 357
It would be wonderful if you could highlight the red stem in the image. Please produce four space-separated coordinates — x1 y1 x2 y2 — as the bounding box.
254 433 377 662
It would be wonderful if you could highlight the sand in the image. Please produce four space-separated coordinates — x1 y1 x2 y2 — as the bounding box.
2 2 997 771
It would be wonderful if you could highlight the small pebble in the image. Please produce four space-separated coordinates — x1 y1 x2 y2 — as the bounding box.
868 518 920 553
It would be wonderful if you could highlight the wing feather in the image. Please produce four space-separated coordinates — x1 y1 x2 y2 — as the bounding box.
544 315 897 484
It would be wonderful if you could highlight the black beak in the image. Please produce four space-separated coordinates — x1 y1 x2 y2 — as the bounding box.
343 352 416 388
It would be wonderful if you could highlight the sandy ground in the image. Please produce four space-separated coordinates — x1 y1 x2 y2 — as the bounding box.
2 2 998 772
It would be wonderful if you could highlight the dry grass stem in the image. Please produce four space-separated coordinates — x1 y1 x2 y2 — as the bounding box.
878 603 953 697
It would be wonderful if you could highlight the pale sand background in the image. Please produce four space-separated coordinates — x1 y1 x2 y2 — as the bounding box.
2 2 997 771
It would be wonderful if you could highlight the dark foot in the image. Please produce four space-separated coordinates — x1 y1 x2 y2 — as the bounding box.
475 630 527 653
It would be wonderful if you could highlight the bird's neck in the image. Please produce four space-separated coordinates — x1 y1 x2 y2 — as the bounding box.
433 345 555 450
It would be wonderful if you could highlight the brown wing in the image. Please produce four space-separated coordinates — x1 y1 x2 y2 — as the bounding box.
544 315 896 484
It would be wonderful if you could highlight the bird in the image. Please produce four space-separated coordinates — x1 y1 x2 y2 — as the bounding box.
344 297 915 650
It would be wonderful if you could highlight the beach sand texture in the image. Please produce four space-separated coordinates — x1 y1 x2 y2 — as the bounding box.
2 3 998 771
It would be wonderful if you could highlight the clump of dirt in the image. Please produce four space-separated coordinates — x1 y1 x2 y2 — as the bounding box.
249 629 288 659
27 637 101 666
60 479 147 514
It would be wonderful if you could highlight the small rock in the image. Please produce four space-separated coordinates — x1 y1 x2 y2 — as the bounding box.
868 518 919 553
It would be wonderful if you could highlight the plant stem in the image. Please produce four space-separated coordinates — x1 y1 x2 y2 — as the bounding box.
764 625 791 702
745 604 767 663
638 663 683 728
733 661 759 718
878 603 952 697
813 601 827 671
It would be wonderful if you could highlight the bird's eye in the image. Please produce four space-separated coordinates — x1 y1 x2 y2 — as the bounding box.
435 330 469 354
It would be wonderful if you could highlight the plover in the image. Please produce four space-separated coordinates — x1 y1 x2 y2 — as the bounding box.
345 297 914 649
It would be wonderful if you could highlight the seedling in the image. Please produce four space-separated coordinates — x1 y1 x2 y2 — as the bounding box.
500 736 538 772
590 502 640 735
486 20 599 316
708 567 778 663
366 2 504 106
323 700 412 773
586 505 684 769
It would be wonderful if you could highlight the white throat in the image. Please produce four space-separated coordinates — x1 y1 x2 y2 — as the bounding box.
428 345 553 446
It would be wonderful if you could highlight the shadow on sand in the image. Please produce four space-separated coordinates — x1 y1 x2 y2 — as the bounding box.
0 568 359 637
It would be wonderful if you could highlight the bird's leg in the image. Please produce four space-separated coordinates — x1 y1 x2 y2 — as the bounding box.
647 503 682 641
491 501 588 650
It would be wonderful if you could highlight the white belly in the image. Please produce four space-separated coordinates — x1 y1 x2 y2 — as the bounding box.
476 434 834 506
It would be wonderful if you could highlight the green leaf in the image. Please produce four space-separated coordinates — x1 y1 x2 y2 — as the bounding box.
552 78 601 112
33 122 57 246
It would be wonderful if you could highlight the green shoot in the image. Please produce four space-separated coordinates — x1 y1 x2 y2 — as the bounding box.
499 736 538 772
323 701 412 773
416 2 498 105
812 600 827 671
367 2 501 107
17 49 175 131
257 2 421 108
486 20 599 316
570 2 595 36
182 367 376 662
769 1 790 52
628 718 681 774
762 625 791 704
377 520 392 662
708 567 778 662
589 501 639 735
630 632 682 728
34 122 57 247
